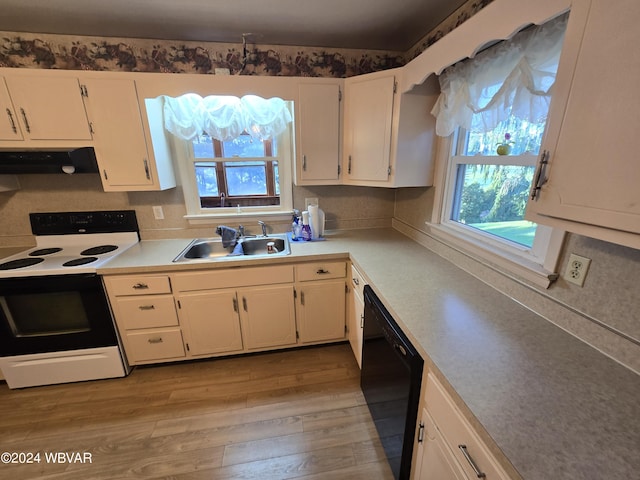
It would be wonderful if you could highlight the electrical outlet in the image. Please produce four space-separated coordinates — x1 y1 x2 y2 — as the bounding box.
152 206 164 220
563 253 591 287
305 197 318 209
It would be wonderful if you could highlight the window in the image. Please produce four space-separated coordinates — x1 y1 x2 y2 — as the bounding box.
192 133 280 208
162 94 294 219
430 14 569 287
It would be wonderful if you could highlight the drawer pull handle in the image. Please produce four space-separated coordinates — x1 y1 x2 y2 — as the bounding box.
138 305 155 310
148 337 163 344
133 283 149 289
316 269 330 274
458 445 486 478
20 108 31 133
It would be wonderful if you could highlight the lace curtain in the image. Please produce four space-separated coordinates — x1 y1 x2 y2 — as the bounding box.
431 12 569 137
163 94 292 141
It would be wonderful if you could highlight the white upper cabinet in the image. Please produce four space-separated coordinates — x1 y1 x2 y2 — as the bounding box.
2 73 92 142
0 77 23 141
343 68 438 188
525 0 640 249
295 82 342 185
82 77 175 191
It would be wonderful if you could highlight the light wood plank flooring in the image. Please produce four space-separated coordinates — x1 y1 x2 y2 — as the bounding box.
0 344 394 480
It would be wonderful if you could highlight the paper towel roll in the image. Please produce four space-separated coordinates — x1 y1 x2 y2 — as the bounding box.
308 204 325 239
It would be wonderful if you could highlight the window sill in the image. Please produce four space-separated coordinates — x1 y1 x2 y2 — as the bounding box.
426 222 560 289
185 210 294 225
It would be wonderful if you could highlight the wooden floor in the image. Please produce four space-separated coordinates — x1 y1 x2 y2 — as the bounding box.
0 344 394 480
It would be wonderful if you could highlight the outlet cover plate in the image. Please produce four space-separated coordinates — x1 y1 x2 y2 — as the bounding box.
564 253 591 287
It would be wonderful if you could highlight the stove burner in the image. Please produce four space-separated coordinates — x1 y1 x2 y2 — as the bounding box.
80 245 118 256
29 247 63 256
0 257 45 270
63 257 99 267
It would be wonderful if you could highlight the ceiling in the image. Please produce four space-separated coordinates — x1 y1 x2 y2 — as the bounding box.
0 0 469 52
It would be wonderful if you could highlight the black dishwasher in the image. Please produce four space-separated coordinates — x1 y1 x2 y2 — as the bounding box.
361 285 424 480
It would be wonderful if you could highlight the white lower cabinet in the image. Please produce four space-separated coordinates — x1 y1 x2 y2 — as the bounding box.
106 261 348 366
414 374 510 480
176 289 244 356
239 285 297 350
295 261 347 344
104 274 185 365
347 263 366 367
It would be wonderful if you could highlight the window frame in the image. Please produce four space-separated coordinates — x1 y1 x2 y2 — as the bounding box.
428 132 564 289
172 105 294 222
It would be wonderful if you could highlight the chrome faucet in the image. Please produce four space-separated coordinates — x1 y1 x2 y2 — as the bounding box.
237 225 245 239
258 221 267 237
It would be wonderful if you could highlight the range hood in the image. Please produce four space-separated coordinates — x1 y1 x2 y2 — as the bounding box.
0 147 99 174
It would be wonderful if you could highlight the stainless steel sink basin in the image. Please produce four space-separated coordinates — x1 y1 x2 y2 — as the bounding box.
173 234 291 262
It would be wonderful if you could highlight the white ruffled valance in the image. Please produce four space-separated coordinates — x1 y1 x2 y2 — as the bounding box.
431 13 569 137
163 94 292 141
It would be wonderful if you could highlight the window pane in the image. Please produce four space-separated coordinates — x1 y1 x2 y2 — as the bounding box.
225 162 267 195
222 135 269 158
464 118 546 156
452 164 537 247
193 134 214 158
274 161 280 195
194 163 219 196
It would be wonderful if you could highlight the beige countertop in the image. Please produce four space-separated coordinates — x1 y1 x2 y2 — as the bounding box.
28 229 640 479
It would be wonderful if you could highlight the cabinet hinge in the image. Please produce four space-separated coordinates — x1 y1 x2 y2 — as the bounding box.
88 122 95 135
337 164 341 176
393 81 397 94
418 422 424 443
345 284 349 294
296 331 299 340
344 324 347 334
293 288 297 300
338 88 342 102
80 84 88 97
186 342 190 352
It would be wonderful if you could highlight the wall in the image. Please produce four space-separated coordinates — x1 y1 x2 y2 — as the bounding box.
394 186 640 373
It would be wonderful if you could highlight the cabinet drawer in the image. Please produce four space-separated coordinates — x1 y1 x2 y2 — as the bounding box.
349 263 366 299
172 265 294 292
296 261 346 281
425 374 509 480
107 275 171 296
116 295 178 330
125 328 185 363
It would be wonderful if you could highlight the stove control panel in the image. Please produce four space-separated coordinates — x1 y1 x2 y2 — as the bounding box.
30 210 139 235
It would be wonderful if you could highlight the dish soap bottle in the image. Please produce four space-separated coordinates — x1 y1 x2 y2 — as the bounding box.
301 211 312 241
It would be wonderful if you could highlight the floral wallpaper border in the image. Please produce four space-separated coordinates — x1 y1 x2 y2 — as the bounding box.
0 0 492 77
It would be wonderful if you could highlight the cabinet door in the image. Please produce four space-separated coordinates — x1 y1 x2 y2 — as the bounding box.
0 78 23 141
415 408 469 480
177 290 244 356
344 73 395 182
296 83 341 185
347 289 364 368
297 279 346 344
527 0 640 238
239 285 297 350
82 78 154 189
4 75 91 140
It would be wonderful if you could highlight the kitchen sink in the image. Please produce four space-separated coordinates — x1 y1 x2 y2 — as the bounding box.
173 234 291 262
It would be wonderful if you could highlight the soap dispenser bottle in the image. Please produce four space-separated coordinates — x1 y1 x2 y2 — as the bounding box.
301 211 312 241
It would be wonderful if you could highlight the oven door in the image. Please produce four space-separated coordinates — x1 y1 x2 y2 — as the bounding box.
0 274 118 356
